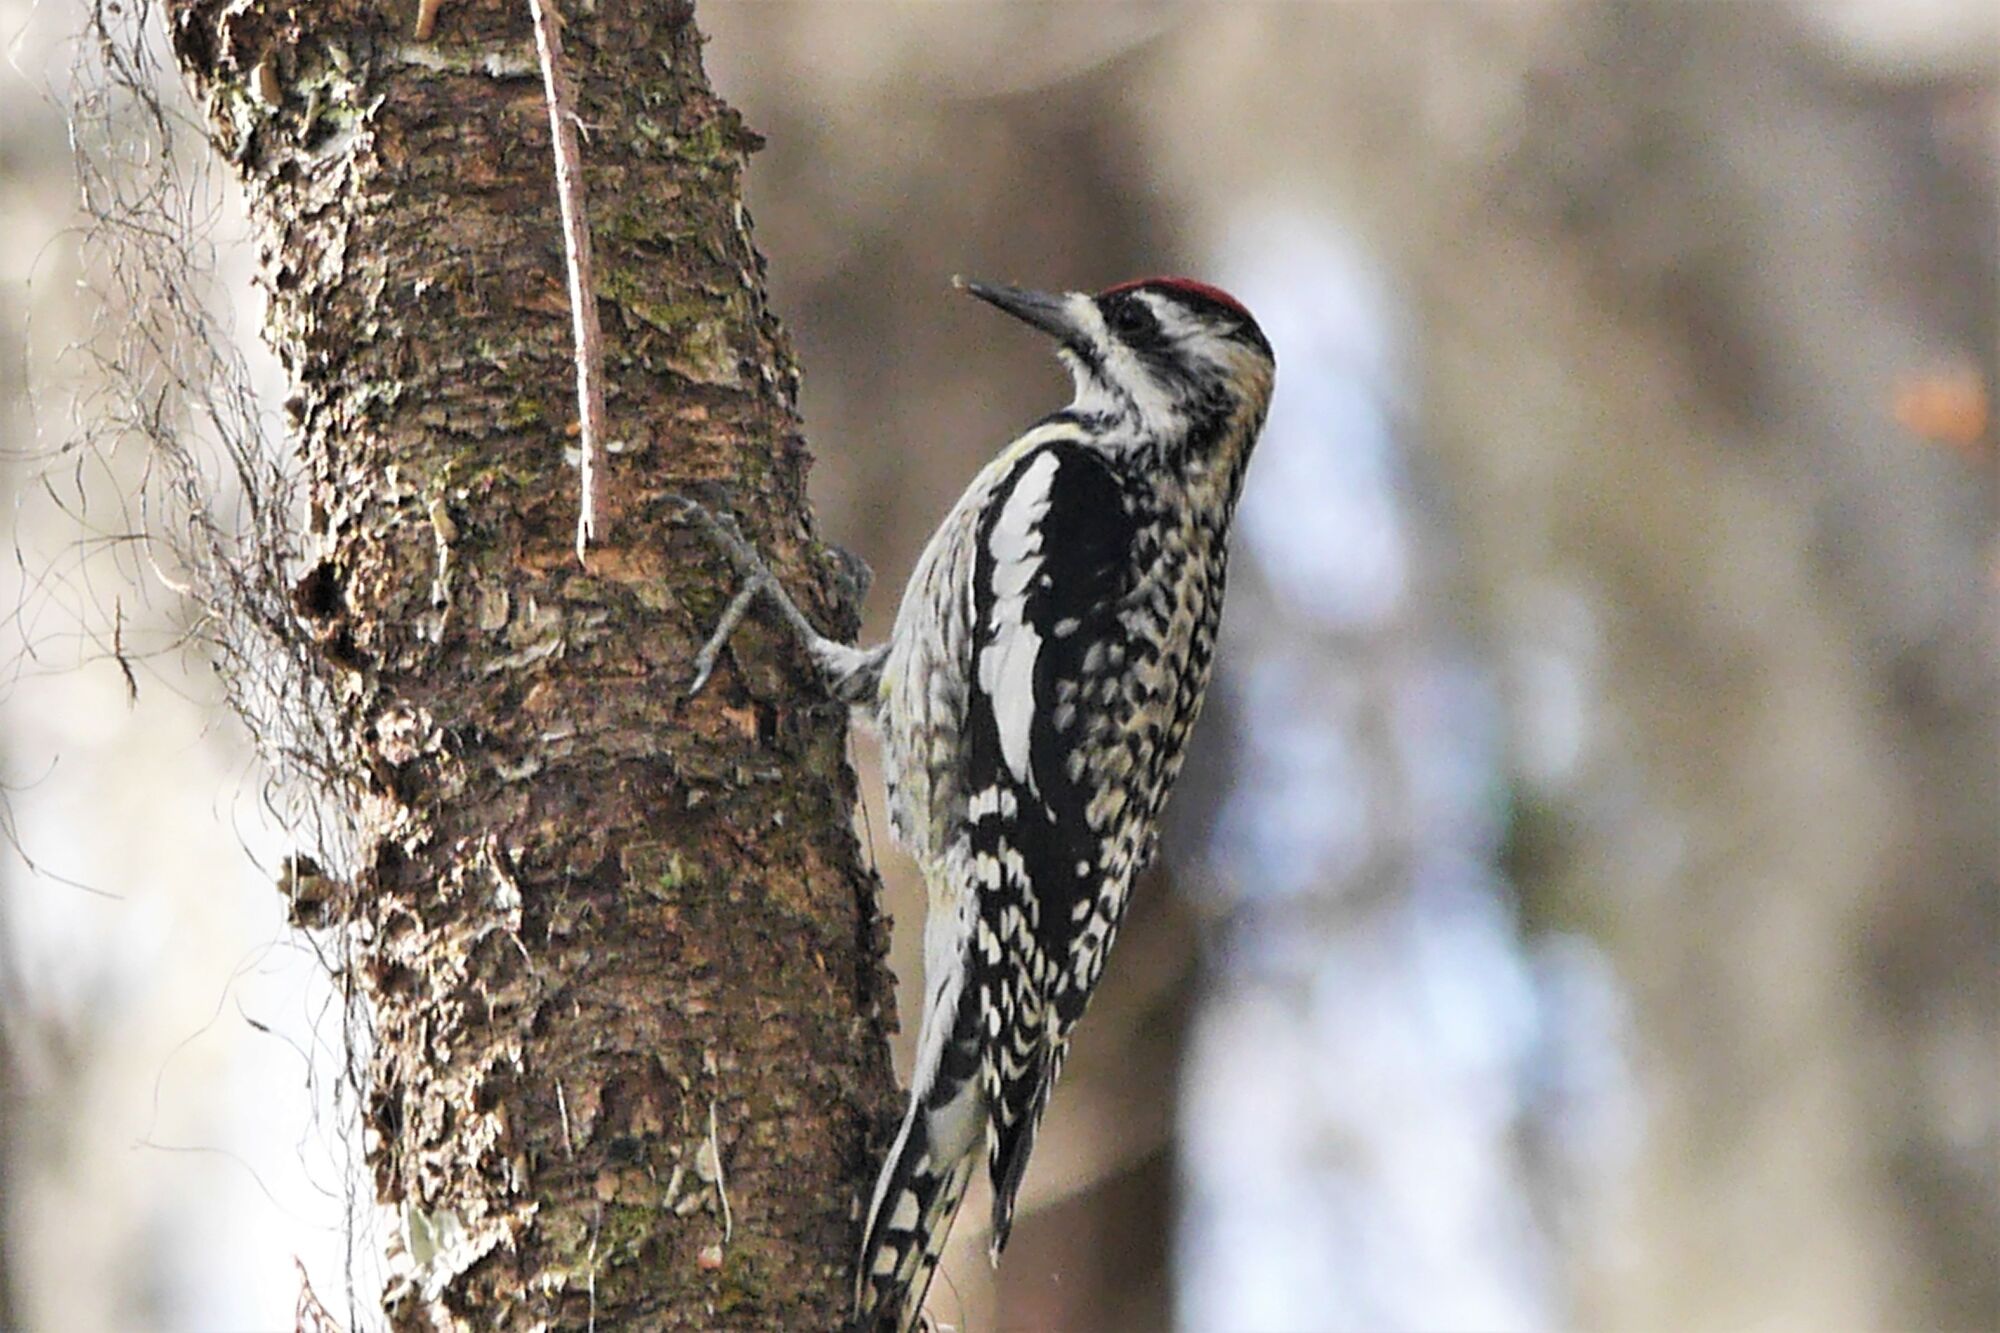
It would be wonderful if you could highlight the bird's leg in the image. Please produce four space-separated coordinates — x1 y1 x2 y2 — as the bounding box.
688 572 775 696
665 495 843 696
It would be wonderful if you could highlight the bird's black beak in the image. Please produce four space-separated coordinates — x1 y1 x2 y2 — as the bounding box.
954 276 1080 345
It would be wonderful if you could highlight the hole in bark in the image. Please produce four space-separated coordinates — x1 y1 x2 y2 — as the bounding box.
388 765 424 807
291 560 340 620
374 960 421 997
472 1068 506 1113
166 8 214 74
371 840 410 893
323 627 366 671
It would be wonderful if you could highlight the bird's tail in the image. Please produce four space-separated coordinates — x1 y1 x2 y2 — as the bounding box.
851 1080 981 1333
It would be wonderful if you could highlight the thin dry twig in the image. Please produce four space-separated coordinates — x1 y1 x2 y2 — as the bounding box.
412 0 446 41
293 1257 345 1333
37 1 379 1313
707 1097 732 1243
556 1079 575 1159
525 0 606 563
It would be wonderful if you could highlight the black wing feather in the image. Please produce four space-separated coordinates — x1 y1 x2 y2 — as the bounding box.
962 437 1135 1251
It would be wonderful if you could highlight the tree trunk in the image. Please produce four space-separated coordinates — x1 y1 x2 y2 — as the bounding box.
167 0 895 1326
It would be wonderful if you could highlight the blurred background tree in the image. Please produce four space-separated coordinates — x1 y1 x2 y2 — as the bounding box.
2 2 1993 1330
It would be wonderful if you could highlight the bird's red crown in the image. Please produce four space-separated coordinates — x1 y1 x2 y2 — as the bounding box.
1097 276 1252 321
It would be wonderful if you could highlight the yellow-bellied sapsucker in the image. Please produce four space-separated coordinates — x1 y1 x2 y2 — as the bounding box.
676 275 1274 1333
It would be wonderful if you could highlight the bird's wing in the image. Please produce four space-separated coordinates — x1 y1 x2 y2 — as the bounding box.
962 436 1136 1252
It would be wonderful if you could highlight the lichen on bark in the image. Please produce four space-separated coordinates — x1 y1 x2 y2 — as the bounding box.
166 0 897 1325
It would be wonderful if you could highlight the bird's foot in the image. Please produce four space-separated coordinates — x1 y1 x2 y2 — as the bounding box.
687 569 777 696
664 494 787 696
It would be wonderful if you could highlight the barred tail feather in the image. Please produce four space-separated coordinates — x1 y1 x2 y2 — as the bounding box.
852 1087 980 1333
987 1040 1064 1261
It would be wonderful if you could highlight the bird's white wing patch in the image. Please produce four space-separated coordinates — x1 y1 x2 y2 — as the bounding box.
977 449 1060 792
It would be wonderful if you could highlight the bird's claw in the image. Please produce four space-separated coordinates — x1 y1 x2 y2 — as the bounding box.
667 492 825 700
688 652 719 699
667 493 753 697
686 569 774 698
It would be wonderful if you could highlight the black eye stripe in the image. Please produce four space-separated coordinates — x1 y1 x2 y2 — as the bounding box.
1107 295 1158 340
1093 279 1272 359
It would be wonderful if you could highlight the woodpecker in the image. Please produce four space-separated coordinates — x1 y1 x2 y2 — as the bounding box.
675 275 1274 1333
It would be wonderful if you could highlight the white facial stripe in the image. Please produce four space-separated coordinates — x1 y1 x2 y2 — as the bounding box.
977 449 1060 791
1147 292 1243 385
1149 292 1206 342
1069 291 1189 433
1066 292 1108 343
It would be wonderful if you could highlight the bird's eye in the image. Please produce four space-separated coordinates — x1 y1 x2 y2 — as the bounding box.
1110 298 1157 340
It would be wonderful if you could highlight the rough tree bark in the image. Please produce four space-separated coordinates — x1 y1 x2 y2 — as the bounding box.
167 0 895 1326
